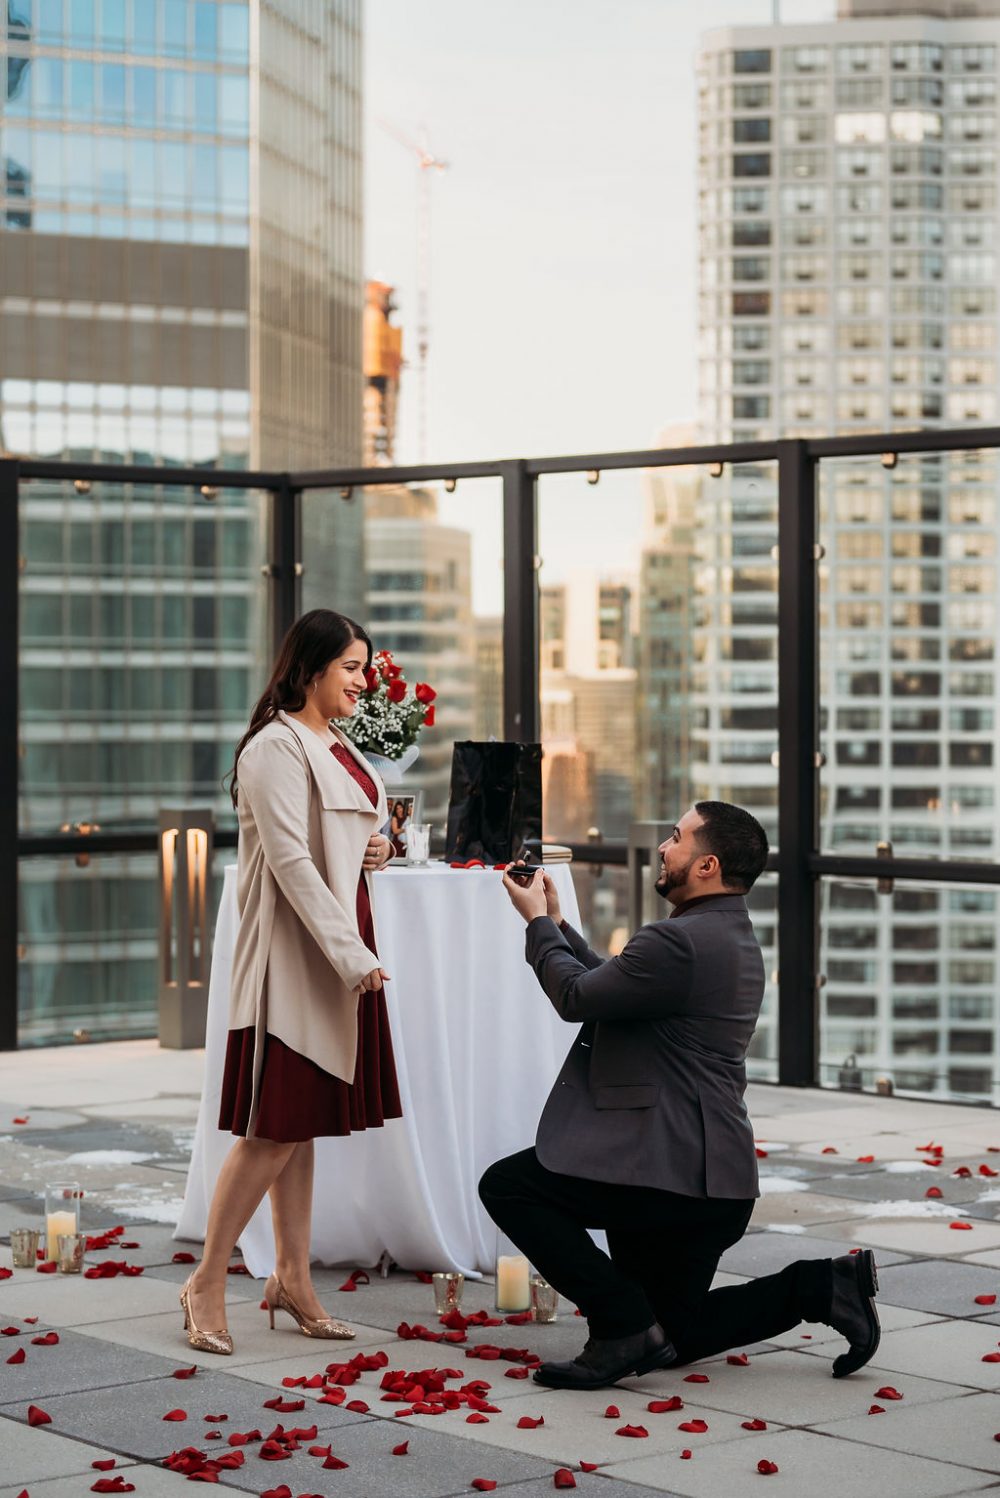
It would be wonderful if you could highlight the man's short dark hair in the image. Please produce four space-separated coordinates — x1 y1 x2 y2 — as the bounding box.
693 801 769 891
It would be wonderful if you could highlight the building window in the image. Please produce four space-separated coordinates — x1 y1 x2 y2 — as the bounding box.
836 78 882 107
732 186 769 213
891 43 943 73
733 221 771 246
734 118 771 144
732 291 770 316
733 152 771 177
734 50 772 75
733 255 770 282
837 45 883 74
733 83 771 109
892 77 943 107
836 113 887 145
950 45 996 73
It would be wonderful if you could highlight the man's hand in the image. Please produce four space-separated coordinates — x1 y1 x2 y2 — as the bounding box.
363 833 393 871
502 866 549 923
542 872 562 924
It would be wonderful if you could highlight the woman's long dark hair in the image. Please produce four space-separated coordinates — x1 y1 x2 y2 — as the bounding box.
228 609 372 807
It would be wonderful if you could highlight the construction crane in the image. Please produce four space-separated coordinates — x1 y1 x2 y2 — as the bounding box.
378 121 449 462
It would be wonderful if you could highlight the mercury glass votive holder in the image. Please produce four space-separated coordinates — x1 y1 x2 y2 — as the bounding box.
10 1227 40 1268
432 1270 465 1315
56 1232 86 1275
530 1275 559 1323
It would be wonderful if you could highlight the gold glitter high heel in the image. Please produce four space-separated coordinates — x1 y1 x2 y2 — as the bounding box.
264 1272 355 1339
179 1275 233 1356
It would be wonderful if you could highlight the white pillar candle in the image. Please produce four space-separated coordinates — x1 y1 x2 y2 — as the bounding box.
496 1253 531 1312
46 1210 77 1262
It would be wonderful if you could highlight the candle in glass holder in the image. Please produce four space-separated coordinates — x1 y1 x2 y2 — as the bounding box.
496 1253 531 1312
44 1182 81 1261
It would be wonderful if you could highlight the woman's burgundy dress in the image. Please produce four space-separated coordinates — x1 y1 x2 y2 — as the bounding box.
218 743 403 1143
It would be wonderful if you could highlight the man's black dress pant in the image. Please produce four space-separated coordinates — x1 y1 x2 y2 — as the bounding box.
480 1148 833 1363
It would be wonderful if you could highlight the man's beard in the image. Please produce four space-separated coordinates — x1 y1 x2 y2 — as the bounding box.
654 855 696 903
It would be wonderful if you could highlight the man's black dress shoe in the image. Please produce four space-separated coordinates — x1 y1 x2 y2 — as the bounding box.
533 1323 677 1390
827 1248 880 1378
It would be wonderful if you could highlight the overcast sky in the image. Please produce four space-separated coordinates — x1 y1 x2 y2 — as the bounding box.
364 0 837 610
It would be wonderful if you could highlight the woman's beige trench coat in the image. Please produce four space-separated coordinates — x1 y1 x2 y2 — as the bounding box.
227 710 389 1135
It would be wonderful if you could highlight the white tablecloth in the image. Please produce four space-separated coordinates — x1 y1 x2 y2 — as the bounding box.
175 862 581 1277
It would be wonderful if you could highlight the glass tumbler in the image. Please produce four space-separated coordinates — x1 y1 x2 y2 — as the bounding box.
407 823 432 864
10 1227 40 1269
432 1270 465 1315
530 1275 559 1323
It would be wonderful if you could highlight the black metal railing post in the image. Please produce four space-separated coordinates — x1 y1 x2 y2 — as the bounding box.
776 439 819 1087
501 459 540 742
268 478 301 659
0 460 20 1051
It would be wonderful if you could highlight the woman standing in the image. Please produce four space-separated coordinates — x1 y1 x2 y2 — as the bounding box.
180 610 402 1354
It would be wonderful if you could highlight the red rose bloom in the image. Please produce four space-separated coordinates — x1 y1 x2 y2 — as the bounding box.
383 663 403 680
415 682 436 704
387 679 407 703
423 706 435 727
364 668 379 692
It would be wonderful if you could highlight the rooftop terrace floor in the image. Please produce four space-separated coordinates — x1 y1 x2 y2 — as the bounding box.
1 1041 999 1497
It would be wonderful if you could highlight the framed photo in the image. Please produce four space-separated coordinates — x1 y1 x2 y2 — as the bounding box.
385 789 424 858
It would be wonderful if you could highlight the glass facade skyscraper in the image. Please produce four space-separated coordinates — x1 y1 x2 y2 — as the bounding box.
2 0 364 1044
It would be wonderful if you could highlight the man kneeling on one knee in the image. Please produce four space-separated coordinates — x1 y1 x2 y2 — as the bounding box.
481 801 880 1391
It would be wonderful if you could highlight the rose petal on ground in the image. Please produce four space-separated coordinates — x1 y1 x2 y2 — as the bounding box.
869 1405 885 1415
505 1367 529 1380
392 1441 409 1455
950 1222 973 1230
982 1352 1000 1363
516 1416 544 1429
758 1460 779 1475
875 1387 904 1400
0 1269 11 1280
346 1400 369 1414
162 1409 187 1421
204 1414 228 1422
91 1480 135 1494
684 1373 710 1383
925 1187 943 1199
260 1488 292 1498
856 1155 875 1164
554 1471 577 1489
821 1147 838 1154
727 1353 750 1366
680 1449 692 1459
467 1414 489 1424
172 1252 196 1264
36 1262 57 1274
7 1347 25 1364
679 1420 708 1434
171 1365 197 1379
322 1455 349 1470
471 1483 498 1493
648 1397 684 1412
603 1405 620 1419
975 1295 997 1306
742 1419 767 1431
27 1405 52 1426
92 1461 116 1471
579 1463 599 1472
616 1424 649 1438
262 1397 304 1413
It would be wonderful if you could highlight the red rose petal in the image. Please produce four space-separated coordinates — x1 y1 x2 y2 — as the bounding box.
171 1364 197 1379
742 1418 767 1431
517 1416 544 1429
471 1484 498 1493
92 1460 116 1470
36 1262 57 1274
91 1480 135 1494
322 1455 349 1470
1 1326 20 1335
615 1424 649 1438
7 1347 26 1364
579 1463 599 1472
554 1472 577 1490
755 1148 768 1159
982 1352 1000 1363
975 1295 997 1306
346 1399 369 1413
204 1413 228 1422
758 1459 779 1475
172 1251 196 1264
925 1187 943 1199
875 1386 903 1400
23 1318 37 1324
467 1413 490 1424
505 1367 530 1379
727 1352 750 1366
392 1441 409 1455
979 1165 999 1178
821 1146 838 1154
13 1117 28 1124
684 1373 710 1383
162 1409 187 1421
31 1331 59 1346
954 1167 973 1178
648 1397 684 1412
678 1419 708 1434
28 1404 52 1426
412 1271 433 1284
0 1269 11 1280
869 1405 885 1415
950 1221 973 1230
262 1397 304 1412
261 1489 292 1498
680 1449 692 1459
857 1155 875 1164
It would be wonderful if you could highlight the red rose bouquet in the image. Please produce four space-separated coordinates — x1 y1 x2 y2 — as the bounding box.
338 649 437 762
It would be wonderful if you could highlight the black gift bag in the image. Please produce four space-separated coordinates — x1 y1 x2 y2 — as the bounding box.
445 741 543 864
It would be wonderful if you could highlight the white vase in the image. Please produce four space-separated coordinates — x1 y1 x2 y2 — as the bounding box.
365 743 420 779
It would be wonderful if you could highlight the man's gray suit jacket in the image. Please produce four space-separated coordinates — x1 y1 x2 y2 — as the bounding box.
525 893 765 1200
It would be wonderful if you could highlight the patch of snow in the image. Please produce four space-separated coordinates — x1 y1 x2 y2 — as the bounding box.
62 1150 157 1166
768 1225 806 1235
882 1161 936 1174
101 1192 185 1225
759 1176 810 1195
848 1199 967 1220
754 1141 789 1153
977 1187 1000 1204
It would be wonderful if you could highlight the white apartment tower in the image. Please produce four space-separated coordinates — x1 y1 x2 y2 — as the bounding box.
696 0 1000 1099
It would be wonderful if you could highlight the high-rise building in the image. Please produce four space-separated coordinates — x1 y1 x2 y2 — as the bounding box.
472 615 503 741
2 0 364 1044
697 3 1000 1097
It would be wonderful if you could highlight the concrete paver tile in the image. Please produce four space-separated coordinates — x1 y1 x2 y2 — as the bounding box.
801 1319 1000 1390
814 1218 1000 1257
0 1415 135 1488
814 1388 1000 1468
600 1427 999 1497
877 1259 1000 1323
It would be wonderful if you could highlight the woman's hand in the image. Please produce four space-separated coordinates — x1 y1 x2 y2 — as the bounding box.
362 833 394 871
358 966 390 992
